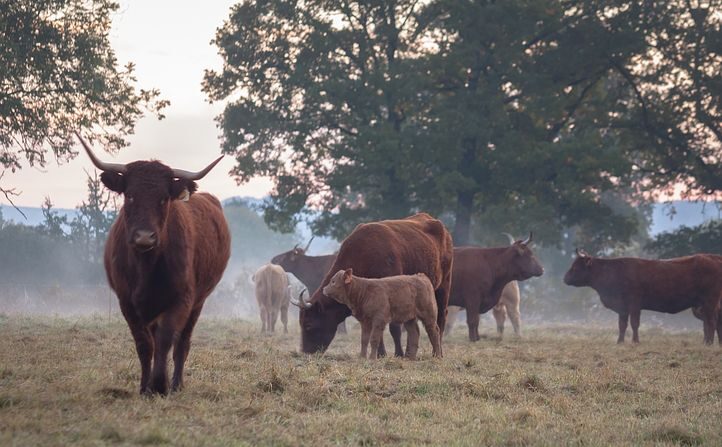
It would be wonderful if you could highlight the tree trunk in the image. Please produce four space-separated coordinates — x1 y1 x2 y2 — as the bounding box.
453 190 474 246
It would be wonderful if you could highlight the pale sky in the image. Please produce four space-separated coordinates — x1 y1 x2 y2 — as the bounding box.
2 0 272 209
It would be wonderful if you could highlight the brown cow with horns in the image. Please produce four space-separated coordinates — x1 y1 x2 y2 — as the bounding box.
564 249 722 345
294 213 453 357
77 133 231 395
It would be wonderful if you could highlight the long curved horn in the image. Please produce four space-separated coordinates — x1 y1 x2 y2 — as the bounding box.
290 289 312 309
75 132 127 174
521 232 533 245
501 232 515 245
171 156 224 181
576 248 590 258
304 235 315 252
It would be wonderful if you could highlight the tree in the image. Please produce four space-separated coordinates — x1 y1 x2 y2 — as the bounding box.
646 220 722 258
69 171 117 264
611 0 722 198
39 197 68 239
205 0 450 238
205 0 715 248
205 0 643 246
0 0 169 206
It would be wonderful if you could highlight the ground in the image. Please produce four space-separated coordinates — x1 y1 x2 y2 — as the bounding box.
0 315 720 446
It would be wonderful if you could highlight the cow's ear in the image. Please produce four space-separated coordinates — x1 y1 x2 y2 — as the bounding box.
100 171 125 193
343 268 353 284
584 257 593 267
170 179 198 200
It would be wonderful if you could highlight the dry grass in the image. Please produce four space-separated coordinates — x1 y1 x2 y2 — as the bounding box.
0 314 721 446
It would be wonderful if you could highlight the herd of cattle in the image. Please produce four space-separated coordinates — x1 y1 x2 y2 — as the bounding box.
76 135 722 396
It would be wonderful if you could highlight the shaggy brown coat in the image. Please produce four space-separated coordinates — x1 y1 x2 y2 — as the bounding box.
323 269 441 359
448 242 543 341
298 213 453 356
102 161 230 395
564 252 722 344
252 264 291 333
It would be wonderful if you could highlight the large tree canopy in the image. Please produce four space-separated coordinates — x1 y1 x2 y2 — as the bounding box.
205 0 720 247
0 0 168 203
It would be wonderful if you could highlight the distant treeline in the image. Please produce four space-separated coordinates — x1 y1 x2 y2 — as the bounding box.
0 192 300 287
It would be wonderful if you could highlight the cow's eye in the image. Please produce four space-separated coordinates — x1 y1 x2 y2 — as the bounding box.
160 198 166 206
127 196 134 204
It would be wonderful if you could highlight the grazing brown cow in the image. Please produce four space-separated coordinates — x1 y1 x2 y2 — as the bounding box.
252 264 290 333
323 269 441 359
564 250 722 345
270 240 347 334
77 133 230 395
445 280 521 337
448 235 544 341
295 213 453 356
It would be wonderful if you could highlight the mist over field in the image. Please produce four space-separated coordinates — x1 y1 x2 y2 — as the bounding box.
0 198 711 335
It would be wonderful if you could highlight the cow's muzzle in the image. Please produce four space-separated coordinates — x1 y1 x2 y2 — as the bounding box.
132 230 158 252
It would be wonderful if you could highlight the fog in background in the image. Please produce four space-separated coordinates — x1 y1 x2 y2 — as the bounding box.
0 198 714 334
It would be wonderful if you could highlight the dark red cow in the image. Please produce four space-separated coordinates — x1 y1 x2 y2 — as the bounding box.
564 250 722 344
270 240 347 334
448 235 544 341
77 133 231 395
271 238 335 294
295 213 453 357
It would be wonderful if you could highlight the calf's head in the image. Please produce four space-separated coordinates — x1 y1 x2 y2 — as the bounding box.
322 269 353 304
563 249 594 286
77 133 222 253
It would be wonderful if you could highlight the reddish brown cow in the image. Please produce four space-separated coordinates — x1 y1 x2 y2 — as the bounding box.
77 134 231 395
448 235 544 341
564 250 722 345
295 213 453 356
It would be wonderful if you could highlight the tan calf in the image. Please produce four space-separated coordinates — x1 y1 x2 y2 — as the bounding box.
322 269 442 359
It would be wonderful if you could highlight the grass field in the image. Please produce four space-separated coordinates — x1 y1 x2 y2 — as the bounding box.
1 314 720 446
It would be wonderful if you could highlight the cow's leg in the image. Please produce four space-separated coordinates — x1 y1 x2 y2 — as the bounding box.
617 313 628 344
270 307 278 333
493 303 507 336
630 308 641 343
119 301 154 395
389 322 404 357
404 319 420 360
444 306 459 336
151 306 191 395
171 306 203 392
466 311 480 342
280 305 289 334
369 321 386 360
434 277 451 343
259 307 267 332
508 304 521 337
700 300 719 345
337 321 347 334
360 320 371 358
420 317 442 358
